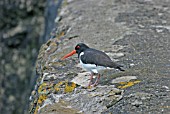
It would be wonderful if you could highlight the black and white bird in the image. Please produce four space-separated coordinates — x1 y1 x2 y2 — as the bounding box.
61 43 124 87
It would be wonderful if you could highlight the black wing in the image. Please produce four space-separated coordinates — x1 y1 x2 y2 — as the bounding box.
80 48 124 71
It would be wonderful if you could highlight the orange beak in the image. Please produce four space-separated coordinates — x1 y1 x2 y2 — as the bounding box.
61 50 76 60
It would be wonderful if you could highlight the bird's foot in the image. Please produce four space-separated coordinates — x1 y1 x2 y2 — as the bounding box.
87 74 100 88
91 74 100 87
87 82 98 88
91 82 98 87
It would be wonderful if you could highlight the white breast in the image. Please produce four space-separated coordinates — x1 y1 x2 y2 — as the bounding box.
79 52 107 74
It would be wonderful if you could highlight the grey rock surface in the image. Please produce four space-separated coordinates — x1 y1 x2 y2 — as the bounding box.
30 0 170 113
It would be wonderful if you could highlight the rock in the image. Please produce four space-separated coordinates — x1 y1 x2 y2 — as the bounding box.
65 85 123 114
36 85 123 114
162 86 169 91
39 99 81 114
131 100 142 107
29 0 170 114
106 52 125 58
71 72 90 87
129 63 135 67
111 76 137 84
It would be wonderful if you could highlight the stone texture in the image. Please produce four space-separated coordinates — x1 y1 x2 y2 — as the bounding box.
29 0 170 114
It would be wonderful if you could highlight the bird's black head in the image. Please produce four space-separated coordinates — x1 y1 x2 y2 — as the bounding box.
61 43 89 60
75 43 89 55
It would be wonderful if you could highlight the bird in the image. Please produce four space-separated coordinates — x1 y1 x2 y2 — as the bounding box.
61 43 124 87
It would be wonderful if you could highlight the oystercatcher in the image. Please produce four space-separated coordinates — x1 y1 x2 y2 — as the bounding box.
61 43 124 86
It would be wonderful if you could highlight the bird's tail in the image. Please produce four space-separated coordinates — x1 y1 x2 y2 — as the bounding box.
117 67 125 71
116 64 125 71
110 62 125 71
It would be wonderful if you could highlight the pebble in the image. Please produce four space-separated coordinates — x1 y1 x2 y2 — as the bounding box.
131 100 142 106
130 63 135 67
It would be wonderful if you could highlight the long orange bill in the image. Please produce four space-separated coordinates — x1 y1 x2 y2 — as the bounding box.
61 50 76 60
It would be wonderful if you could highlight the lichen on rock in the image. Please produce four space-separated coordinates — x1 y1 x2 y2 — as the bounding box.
29 0 170 114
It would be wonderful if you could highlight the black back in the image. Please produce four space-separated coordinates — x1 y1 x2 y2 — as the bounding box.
80 48 124 71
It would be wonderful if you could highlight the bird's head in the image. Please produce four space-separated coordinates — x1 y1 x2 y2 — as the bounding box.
61 43 89 60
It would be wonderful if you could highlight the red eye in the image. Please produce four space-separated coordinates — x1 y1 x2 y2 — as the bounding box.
76 46 80 49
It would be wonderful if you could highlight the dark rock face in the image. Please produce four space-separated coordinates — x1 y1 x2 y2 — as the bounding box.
0 0 46 114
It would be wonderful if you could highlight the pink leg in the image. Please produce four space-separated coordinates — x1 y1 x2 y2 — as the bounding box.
88 73 94 87
93 74 100 86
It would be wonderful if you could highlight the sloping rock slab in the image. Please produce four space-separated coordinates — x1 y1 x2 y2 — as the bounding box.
39 85 123 114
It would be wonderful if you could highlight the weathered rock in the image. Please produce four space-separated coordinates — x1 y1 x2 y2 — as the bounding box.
39 86 123 114
29 0 170 114
131 100 143 107
111 76 137 84
71 72 90 87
